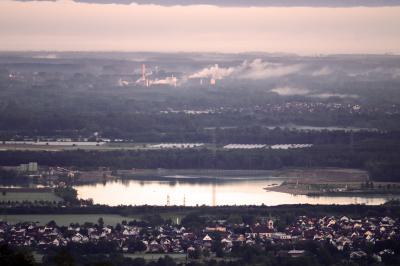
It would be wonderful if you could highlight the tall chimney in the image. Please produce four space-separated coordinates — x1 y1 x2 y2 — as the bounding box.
141 64 146 84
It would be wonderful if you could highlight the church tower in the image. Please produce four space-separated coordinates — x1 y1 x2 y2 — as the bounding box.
268 219 274 229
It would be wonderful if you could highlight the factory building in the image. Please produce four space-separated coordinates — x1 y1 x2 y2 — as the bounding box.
17 162 38 173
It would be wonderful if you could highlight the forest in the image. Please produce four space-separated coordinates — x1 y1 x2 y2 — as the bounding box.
0 139 400 181
1 53 400 181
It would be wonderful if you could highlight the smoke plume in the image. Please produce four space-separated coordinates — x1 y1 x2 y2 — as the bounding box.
189 59 302 81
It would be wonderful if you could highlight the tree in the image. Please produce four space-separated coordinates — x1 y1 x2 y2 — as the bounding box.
54 187 78 204
211 235 224 258
142 214 164 227
47 220 57 228
0 244 35 266
181 213 206 229
188 248 201 259
227 214 243 225
97 217 104 228
156 256 177 266
51 248 74 266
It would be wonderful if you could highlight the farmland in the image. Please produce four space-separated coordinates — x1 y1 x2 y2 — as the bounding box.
0 191 62 203
0 214 133 226
124 253 187 262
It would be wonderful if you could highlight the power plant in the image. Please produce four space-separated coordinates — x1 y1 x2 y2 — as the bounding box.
136 63 177 87
130 60 263 88
141 63 148 87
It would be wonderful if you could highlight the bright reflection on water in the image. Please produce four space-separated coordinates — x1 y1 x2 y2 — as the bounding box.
75 178 396 206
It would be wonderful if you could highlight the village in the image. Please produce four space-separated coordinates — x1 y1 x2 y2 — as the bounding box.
1 214 398 263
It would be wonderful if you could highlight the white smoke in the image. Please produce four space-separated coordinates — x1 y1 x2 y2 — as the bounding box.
310 93 359 99
188 59 302 81
189 64 235 80
391 68 400 79
32 54 58 59
118 79 130 86
311 66 332 76
152 76 177 86
236 59 303 80
347 67 400 79
135 68 153 84
271 86 309 96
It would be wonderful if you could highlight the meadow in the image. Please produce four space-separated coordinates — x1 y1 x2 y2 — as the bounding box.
0 191 62 203
0 214 132 226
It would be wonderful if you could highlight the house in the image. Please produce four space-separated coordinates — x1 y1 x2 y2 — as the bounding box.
203 234 212 241
350 250 367 259
288 249 305 258
250 223 275 238
272 232 292 240
205 226 226 233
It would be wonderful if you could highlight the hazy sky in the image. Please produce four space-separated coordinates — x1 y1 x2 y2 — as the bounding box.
1 0 400 54
14 0 400 7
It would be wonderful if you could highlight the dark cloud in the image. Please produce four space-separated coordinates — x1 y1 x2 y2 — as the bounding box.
14 0 400 7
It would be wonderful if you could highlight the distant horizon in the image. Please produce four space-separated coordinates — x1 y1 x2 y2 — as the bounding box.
0 50 399 57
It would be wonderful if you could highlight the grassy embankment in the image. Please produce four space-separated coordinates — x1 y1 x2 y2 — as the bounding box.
266 167 400 196
0 188 62 202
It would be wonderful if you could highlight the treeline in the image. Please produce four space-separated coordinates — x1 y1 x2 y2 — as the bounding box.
0 109 398 143
0 244 34 266
0 146 354 170
2 203 400 220
0 168 18 179
38 241 400 266
213 127 400 145
54 187 79 204
1 140 400 180
2 124 399 146
0 168 30 186
366 161 400 182
1 73 400 140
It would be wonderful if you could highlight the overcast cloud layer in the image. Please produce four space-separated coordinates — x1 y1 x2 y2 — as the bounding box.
1 0 400 54
15 0 400 7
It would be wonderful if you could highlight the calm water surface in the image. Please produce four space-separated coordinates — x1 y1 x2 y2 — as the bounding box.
75 177 397 206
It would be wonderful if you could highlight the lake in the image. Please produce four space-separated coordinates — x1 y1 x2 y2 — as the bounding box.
75 177 397 206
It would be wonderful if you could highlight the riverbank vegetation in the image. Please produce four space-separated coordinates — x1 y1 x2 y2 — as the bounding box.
2 202 400 220
1 139 400 182
267 180 400 196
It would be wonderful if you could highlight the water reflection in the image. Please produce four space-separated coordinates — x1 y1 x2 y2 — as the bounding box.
75 178 397 206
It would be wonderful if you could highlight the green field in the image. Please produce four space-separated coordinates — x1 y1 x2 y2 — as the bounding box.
0 192 62 202
0 212 184 226
123 253 237 263
0 214 137 226
124 253 187 262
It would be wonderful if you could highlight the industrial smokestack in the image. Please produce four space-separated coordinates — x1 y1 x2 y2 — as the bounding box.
141 64 148 86
141 64 146 81
172 74 177 87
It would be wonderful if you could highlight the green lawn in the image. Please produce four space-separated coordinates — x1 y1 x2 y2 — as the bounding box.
123 253 238 263
124 253 187 262
0 192 62 202
0 212 184 226
0 214 139 226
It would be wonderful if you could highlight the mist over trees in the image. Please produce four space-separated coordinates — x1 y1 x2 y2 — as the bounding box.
1 52 400 181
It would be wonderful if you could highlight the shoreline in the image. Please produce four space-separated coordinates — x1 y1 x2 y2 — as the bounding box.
265 182 400 197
